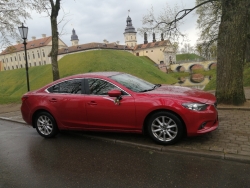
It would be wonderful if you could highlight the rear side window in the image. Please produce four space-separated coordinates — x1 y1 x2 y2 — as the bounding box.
47 79 82 94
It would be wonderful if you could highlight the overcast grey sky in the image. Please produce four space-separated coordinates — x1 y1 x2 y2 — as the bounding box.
25 0 199 47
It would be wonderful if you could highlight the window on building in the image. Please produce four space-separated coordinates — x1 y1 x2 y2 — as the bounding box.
4 67 6 70
29 63 31 67
39 61 41 65
16 65 18 69
44 61 46 65
151 50 153 52
20 65 23 68
33 53 35 59
14 56 16 61
2 59 4 63
38 52 40 58
43 51 45 57
146 51 148 53
6 58 8 62
19 55 21 61
8 67 10 70
10 57 12 62
34 62 36 66
12 66 14 69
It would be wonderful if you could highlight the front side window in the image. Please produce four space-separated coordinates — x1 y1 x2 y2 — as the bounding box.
48 79 82 94
88 78 119 95
110 73 155 92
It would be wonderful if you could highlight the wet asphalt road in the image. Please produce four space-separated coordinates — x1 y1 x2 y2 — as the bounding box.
1 120 250 188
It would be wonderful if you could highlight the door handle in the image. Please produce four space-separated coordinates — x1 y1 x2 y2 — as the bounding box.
49 98 57 102
88 101 97 105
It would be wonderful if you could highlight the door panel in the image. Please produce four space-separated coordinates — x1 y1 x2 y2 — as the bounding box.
85 95 136 130
46 78 87 128
50 94 87 128
85 78 136 130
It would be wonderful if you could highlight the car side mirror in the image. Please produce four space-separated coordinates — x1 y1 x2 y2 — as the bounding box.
108 90 122 105
108 90 122 98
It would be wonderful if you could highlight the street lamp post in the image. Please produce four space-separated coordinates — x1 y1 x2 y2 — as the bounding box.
18 23 30 91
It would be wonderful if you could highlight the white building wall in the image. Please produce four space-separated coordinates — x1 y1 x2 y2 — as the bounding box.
1 39 67 71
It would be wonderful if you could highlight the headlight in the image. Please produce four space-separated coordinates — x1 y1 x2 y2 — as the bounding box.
182 103 208 111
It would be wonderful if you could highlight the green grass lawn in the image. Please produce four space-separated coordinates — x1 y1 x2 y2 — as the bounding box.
0 50 177 104
176 53 205 62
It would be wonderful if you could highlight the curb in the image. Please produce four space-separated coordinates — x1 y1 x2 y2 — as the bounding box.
1 117 250 164
217 107 250 111
0 117 26 125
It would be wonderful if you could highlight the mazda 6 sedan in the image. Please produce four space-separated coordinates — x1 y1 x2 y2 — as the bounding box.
21 72 219 145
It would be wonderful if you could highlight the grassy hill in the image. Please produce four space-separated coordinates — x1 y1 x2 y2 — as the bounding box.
0 50 177 104
176 53 205 62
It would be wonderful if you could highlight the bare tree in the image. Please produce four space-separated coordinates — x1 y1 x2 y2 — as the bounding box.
138 4 185 43
140 0 250 105
33 0 70 81
0 0 34 48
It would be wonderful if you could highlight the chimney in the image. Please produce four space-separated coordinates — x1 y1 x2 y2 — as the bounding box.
144 32 148 44
42 34 46 38
153 33 156 42
32 36 36 40
161 33 164 41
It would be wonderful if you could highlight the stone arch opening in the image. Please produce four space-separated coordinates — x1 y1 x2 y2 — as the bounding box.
176 66 185 72
189 64 204 72
190 74 205 83
208 62 217 70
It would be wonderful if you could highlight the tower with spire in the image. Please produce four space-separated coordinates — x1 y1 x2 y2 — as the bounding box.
124 10 137 48
71 28 79 46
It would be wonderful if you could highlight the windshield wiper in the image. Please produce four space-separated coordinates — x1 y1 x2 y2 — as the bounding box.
140 84 161 92
153 84 161 89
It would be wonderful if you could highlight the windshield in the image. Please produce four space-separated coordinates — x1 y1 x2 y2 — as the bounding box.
110 73 156 92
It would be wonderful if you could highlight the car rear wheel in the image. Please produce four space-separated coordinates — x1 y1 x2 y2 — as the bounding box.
35 112 58 138
147 111 184 145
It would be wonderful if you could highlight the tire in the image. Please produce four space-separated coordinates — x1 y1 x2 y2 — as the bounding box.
147 111 184 145
35 112 58 138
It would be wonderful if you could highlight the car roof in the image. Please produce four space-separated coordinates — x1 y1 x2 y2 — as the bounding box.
75 71 122 78
37 72 124 92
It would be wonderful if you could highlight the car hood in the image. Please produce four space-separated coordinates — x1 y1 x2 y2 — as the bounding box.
146 85 216 104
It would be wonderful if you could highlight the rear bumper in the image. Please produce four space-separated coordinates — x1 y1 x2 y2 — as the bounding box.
21 103 32 125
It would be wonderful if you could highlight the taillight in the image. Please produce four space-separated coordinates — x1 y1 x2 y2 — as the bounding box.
21 96 28 102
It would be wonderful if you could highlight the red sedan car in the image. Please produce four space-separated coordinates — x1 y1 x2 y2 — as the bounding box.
21 72 218 145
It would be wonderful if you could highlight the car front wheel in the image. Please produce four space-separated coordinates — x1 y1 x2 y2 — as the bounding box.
147 111 184 145
35 112 58 138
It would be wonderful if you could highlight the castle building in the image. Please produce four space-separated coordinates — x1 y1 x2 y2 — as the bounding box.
71 29 79 46
0 15 175 73
0 35 67 71
124 16 137 48
123 15 176 72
